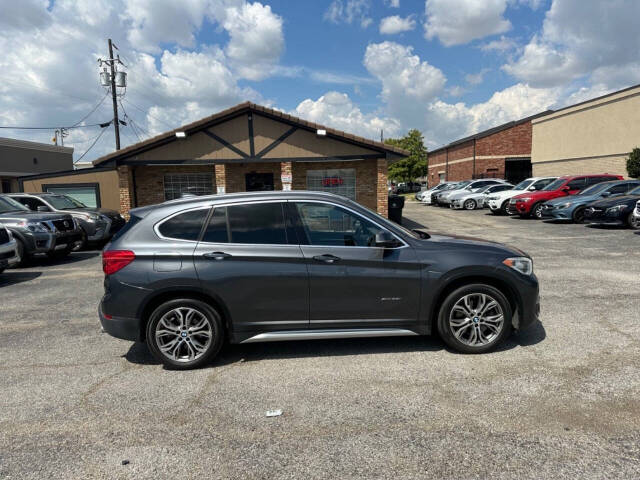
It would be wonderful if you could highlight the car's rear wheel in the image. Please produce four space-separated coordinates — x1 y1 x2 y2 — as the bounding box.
146 298 224 369
531 202 544 219
464 199 477 210
437 284 512 354
627 212 640 230
572 206 586 224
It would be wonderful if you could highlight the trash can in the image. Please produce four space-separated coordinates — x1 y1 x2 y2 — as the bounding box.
388 195 405 224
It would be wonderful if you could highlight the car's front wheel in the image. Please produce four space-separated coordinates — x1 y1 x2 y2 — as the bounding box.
146 298 224 369
572 206 586 224
437 284 512 353
463 199 477 210
627 212 640 230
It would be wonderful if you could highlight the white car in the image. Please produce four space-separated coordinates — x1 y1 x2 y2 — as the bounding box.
418 182 455 204
450 183 514 210
439 179 507 207
634 200 640 228
0 223 19 273
486 177 557 215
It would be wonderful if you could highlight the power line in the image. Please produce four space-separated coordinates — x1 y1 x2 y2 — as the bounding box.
74 125 110 163
123 98 175 130
0 122 109 131
118 99 142 142
70 92 110 128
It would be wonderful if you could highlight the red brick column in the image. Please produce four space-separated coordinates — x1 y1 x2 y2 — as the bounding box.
280 161 292 191
117 166 134 218
376 158 388 217
214 164 226 194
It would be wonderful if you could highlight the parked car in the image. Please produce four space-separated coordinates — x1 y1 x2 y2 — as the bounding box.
583 185 640 229
634 200 640 230
541 180 640 223
450 183 514 210
509 174 623 219
418 181 455 204
0 223 19 273
438 179 507 207
9 193 125 248
431 181 469 206
0 195 82 265
486 177 557 215
99 191 540 369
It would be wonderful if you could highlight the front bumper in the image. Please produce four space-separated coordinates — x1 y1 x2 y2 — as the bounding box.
99 301 141 341
20 230 83 254
509 200 531 215
512 272 540 331
540 205 572 220
584 208 627 226
0 239 19 269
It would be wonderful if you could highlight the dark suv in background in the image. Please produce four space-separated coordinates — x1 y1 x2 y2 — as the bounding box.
10 193 125 248
100 191 540 369
0 195 82 265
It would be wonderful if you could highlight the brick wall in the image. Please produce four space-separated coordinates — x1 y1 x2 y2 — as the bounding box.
376 159 388 217
225 162 283 193
117 166 133 218
134 165 216 207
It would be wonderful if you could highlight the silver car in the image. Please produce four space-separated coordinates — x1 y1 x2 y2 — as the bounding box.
451 183 514 210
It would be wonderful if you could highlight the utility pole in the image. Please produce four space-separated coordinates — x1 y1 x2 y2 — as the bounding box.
108 39 121 150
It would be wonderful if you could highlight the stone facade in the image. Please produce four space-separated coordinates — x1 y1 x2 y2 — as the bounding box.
134 165 216 208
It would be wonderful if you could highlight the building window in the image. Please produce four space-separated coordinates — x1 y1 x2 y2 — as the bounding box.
306 168 356 200
44 184 100 208
164 174 214 200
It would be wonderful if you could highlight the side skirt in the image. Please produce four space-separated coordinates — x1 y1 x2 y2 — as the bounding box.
239 328 420 344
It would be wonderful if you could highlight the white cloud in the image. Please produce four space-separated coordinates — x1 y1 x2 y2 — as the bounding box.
447 86 468 97
504 0 640 89
324 0 373 28
424 0 511 47
479 35 518 53
379 15 416 35
384 0 400 7
293 91 401 139
465 68 490 85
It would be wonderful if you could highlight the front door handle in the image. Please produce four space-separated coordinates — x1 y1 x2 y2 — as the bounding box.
203 251 232 260
313 254 341 264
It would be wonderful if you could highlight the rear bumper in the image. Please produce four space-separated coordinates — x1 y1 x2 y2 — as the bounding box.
99 301 141 341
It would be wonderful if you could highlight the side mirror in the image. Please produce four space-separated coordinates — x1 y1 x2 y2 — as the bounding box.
527 185 537 191
562 186 571 192
601 191 611 197
36 205 50 212
375 231 398 248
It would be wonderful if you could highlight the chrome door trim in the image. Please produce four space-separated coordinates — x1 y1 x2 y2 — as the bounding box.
240 328 419 343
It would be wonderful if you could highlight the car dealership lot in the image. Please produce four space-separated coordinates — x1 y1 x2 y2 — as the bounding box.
2 203 640 479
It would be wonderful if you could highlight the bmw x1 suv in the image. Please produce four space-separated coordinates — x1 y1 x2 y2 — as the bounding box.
100 191 540 369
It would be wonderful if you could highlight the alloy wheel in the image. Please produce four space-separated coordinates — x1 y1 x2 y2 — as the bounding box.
449 293 504 347
154 307 213 363
533 203 544 219
464 199 476 210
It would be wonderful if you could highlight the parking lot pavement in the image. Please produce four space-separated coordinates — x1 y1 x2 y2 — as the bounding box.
1 204 640 479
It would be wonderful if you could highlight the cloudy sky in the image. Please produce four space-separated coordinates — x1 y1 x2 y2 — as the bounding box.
1 0 639 162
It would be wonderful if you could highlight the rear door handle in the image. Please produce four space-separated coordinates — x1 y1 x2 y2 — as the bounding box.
313 254 341 264
203 251 232 260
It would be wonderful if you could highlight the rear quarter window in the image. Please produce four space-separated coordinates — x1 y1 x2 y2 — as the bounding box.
157 208 209 241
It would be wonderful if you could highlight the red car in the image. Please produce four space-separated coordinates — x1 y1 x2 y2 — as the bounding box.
510 174 624 219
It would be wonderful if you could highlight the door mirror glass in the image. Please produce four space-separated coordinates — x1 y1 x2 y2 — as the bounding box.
527 185 537 191
36 205 50 212
374 230 399 248
601 191 611 197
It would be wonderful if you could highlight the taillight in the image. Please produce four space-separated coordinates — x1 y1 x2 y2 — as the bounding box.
102 250 135 275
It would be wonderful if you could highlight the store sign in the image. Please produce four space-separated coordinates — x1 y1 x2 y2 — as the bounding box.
322 176 344 187
281 174 292 183
217 185 225 195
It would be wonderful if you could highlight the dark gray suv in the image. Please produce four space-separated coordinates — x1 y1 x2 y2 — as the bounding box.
100 191 539 369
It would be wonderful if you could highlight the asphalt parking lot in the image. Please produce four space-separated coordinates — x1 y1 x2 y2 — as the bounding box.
2 202 640 479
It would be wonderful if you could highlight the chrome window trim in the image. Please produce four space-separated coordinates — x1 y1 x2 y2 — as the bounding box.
154 205 212 243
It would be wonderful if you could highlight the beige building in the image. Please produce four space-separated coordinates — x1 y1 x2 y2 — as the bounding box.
532 84 640 177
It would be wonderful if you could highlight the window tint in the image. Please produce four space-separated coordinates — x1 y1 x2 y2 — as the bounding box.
608 183 629 194
492 184 512 192
15 197 45 211
227 203 287 244
566 178 587 190
158 208 208 241
295 202 385 247
202 207 228 243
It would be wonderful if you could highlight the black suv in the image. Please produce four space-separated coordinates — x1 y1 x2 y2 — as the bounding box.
10 193 125 247
100 191 540 369
0 195 82 265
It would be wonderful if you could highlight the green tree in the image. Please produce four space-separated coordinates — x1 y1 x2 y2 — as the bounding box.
627 147 640 178
385 129 428 183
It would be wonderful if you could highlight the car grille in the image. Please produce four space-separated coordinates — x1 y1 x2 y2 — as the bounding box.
0 228 9 245
52 219 75 232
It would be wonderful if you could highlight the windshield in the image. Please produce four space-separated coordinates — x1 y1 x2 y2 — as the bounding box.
434 183 449 191
43 195 87 209
0 196 30 214
630 186 640 195
543 178 567 191
578 183 610 196
453 181 471 189
513 179 533 190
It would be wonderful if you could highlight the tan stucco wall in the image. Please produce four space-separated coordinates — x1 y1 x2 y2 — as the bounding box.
21 169 120 211
532 86 640 177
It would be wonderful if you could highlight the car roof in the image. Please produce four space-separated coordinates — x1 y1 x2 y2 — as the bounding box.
554 174 621 180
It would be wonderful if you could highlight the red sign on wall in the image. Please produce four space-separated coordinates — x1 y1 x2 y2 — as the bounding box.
322 176 344 187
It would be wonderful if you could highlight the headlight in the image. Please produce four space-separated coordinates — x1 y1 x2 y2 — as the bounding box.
556 202 572 209
503 257 533 275
27 222 49 233
606 204 628 214
517 197 531 202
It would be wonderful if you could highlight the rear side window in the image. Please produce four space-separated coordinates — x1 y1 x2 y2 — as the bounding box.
201 202 288 245
566 178 587 190
609 183 630 194
112 215 142 242
158 208 208 241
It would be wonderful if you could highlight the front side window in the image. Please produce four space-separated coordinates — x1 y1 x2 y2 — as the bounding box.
608 183 630 195
158 208 209 241
295 202 386 247
201 203 288 245
164 174 214 201
306 168 356 200
542 178 567 191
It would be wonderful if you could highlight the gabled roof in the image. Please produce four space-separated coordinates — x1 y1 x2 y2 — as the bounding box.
429 110 553 156
93 102 408 166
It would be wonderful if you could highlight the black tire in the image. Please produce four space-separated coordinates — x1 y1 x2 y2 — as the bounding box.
463 199 477 210
437 284 512 354
73 229 88 251
500 200 510 215
47 245 73 259
531 202 544 219
13 238 29 267
146 298 224 370
627 212 640 230
572 206 586 224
